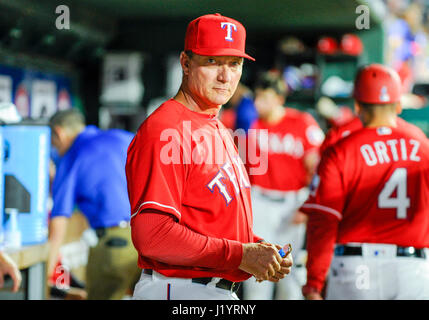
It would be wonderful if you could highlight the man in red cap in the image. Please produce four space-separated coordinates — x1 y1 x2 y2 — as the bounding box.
300 64 429 300
126 13 292 300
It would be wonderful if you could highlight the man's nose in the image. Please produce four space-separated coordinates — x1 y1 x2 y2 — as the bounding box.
217 64 232 83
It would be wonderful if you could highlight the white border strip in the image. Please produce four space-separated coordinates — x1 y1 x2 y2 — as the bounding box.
131 201 181 219
301 203 342 220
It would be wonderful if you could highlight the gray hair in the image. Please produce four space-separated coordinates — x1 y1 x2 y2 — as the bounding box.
49 109 85 133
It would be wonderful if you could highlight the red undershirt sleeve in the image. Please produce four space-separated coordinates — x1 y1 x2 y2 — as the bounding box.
131 210 243 270
301 148 343 292
305 211 339 292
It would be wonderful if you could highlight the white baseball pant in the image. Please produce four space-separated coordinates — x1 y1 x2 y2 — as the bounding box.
132 270 239 300
326 243 429 300
243 186 309 300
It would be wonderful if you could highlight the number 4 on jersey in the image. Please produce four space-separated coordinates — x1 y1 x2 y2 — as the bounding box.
378 168 410 219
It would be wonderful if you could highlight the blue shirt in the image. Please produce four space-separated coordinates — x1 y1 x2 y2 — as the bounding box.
235 96 258 133
51 125 134 229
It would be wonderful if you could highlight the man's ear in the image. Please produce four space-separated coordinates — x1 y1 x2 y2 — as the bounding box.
354 101 361 115
52 126 65 142
395 101 402 115
180 51 190 76
278 95 286 107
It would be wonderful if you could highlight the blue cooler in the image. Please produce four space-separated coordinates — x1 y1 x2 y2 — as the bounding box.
0 127 3 247
3 125 50 246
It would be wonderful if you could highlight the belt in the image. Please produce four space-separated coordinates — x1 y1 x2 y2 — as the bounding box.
143 269 241 293
335 245 426 259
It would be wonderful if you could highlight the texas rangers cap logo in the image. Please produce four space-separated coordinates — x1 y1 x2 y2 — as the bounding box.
183 13 255 61
379 86 390 102
221 22 237 42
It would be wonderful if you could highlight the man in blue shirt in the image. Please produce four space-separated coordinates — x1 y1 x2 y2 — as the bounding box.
48 109 140 300
235 95 258 133
230 83 258 133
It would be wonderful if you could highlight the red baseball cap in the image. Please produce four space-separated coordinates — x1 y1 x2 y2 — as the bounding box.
340 34 363 56
353 64 402 104
184 13 255 61
317 37 338 55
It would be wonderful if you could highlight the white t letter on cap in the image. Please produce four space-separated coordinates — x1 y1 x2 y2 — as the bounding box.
221 22 237 42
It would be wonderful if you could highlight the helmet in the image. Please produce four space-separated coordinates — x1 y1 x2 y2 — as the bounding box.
317 37 338 55
340 34 363 56
353 64 402 104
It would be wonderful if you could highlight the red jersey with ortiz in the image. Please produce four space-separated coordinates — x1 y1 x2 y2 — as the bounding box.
301 124 429 291
302 125 429 247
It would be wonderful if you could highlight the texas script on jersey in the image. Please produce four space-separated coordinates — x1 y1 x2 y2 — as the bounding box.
207 155 251 205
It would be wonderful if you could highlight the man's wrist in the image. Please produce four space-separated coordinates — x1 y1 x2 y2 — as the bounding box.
302 284 321 297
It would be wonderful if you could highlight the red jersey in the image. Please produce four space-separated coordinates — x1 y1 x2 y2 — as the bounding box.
219 108 236 130
320 117 362 155
320 116 427 155
126 99 256 281
247 107 324 191
301 123 429 290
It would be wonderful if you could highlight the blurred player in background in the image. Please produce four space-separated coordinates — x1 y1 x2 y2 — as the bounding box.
48 109 140 300
243 70 324 300
301 64 429 300
219 82 258 133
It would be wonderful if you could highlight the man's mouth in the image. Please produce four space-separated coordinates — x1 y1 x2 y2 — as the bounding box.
214 88 229 92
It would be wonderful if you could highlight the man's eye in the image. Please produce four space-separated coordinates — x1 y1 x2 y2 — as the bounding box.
207 58 216 64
